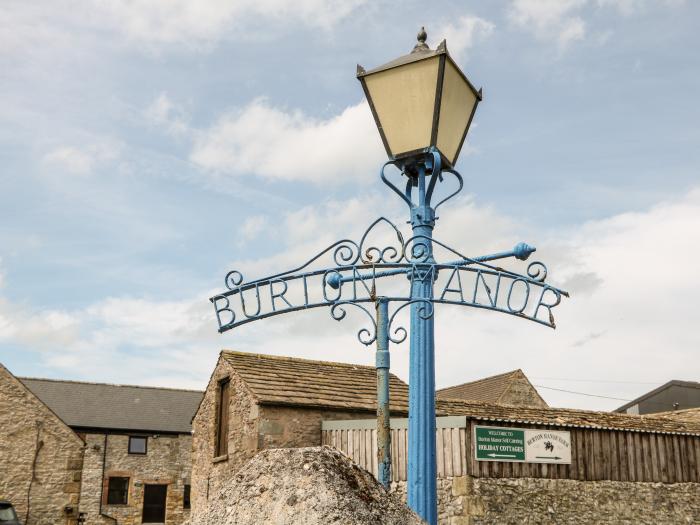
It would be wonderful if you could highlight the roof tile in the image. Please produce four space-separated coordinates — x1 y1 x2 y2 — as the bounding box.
222 350 409 413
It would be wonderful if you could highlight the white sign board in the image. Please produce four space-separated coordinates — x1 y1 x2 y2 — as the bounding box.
524 429 572 464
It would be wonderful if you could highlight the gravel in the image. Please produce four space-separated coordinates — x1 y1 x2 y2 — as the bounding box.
193 446 425 525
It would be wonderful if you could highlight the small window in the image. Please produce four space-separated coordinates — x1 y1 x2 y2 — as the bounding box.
215 378 230 457
107 477 129 505
183 484 191 509
128 436 147 455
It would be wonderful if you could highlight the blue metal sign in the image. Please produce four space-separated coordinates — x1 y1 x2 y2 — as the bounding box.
211 218 567 337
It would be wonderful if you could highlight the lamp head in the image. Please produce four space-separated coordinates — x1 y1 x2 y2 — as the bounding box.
357 28 482 169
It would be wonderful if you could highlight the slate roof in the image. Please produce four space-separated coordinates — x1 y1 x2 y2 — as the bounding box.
615 380 700 412
20 377 203 433
437 369 546 406
435 398 700 436
221 350 410 413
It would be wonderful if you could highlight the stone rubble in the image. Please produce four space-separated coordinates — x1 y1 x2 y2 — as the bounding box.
193 446 425 525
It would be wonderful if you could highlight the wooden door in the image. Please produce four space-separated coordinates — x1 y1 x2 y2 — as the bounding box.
142 484 167 523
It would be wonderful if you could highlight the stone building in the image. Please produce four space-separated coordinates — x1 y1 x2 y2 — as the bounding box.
0 363 85 525
437 369 548 408
1 362 203 525
192 351 700 524
20 377 203 525
190 350 410 519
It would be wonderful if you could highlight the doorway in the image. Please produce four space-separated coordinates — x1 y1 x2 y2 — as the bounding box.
142 484 167 523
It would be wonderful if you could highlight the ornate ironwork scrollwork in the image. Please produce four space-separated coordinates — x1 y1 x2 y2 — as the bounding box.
329 301 377 346
225 270 244 291
387 300 435 344
359 216 405 264
527 261 548 282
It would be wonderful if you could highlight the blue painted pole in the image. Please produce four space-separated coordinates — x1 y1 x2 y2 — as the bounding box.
375 297 391 488
407 164 438 524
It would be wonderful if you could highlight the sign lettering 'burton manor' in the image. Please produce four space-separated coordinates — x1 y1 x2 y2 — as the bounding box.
213 262 565 332
475 425 572 464
211 217 568 337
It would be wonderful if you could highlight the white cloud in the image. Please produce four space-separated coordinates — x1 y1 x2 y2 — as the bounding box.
44 147 94 175
507 0 687 50
97 0 367 47
190 99 385 184
597 0 686 15
237 215 270 245
0 292 218 388
508 0 587 51
43 143 120 176
1 0 367 61
439 15 495 62
145 92 189 136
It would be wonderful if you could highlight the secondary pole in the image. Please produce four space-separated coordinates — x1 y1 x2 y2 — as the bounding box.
375 297 391 488
407 163 438 524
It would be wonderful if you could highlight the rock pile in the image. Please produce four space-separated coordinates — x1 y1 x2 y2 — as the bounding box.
194 446 424 525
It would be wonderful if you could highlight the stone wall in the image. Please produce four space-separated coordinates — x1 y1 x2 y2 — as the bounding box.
191 357 259 518
190 356 382 522
78 432 192 525
258 405 373 450
0 364 85 525
391 476 700 524
499 373 547 408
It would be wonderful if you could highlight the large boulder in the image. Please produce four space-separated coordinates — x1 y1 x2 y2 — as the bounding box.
195 446 424 525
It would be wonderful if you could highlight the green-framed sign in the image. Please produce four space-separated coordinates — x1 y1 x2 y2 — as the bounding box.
474 425 571 464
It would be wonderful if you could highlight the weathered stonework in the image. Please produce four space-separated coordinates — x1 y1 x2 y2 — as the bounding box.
78 432 192 525
0 364 85 525
191 357 258 516
258 405 370 450
498 373 547 408
190 355 381 522
391 477 700 524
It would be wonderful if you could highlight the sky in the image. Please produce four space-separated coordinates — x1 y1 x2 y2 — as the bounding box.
1 0 699 411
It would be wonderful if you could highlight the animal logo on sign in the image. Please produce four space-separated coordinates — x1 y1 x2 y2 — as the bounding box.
544 441 554 452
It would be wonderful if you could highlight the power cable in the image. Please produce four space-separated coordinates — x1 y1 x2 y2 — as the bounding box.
531 377 661 385
533 385 632 402
533 385 691 410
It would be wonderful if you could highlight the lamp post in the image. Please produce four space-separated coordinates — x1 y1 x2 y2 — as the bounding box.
357 28 482 524
211 27 568 525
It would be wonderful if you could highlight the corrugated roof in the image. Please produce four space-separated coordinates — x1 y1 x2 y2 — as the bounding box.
436 398 700 436
20 377 203 433
437 370 521 403
221 350 409 413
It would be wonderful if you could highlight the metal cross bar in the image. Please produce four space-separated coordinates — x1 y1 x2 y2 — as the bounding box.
326 242 536 290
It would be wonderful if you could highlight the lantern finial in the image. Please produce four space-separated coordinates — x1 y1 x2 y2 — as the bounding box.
412 27 429 53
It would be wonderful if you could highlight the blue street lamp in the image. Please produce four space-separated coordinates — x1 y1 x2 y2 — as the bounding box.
357 28 482 524
211 27 568 525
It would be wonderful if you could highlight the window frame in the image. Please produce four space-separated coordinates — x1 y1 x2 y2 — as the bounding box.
106 476 130 505
215 377 230 457
128 435 148 455
183 484 191 509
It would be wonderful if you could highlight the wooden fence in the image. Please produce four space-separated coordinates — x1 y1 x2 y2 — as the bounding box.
321 417 700 483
